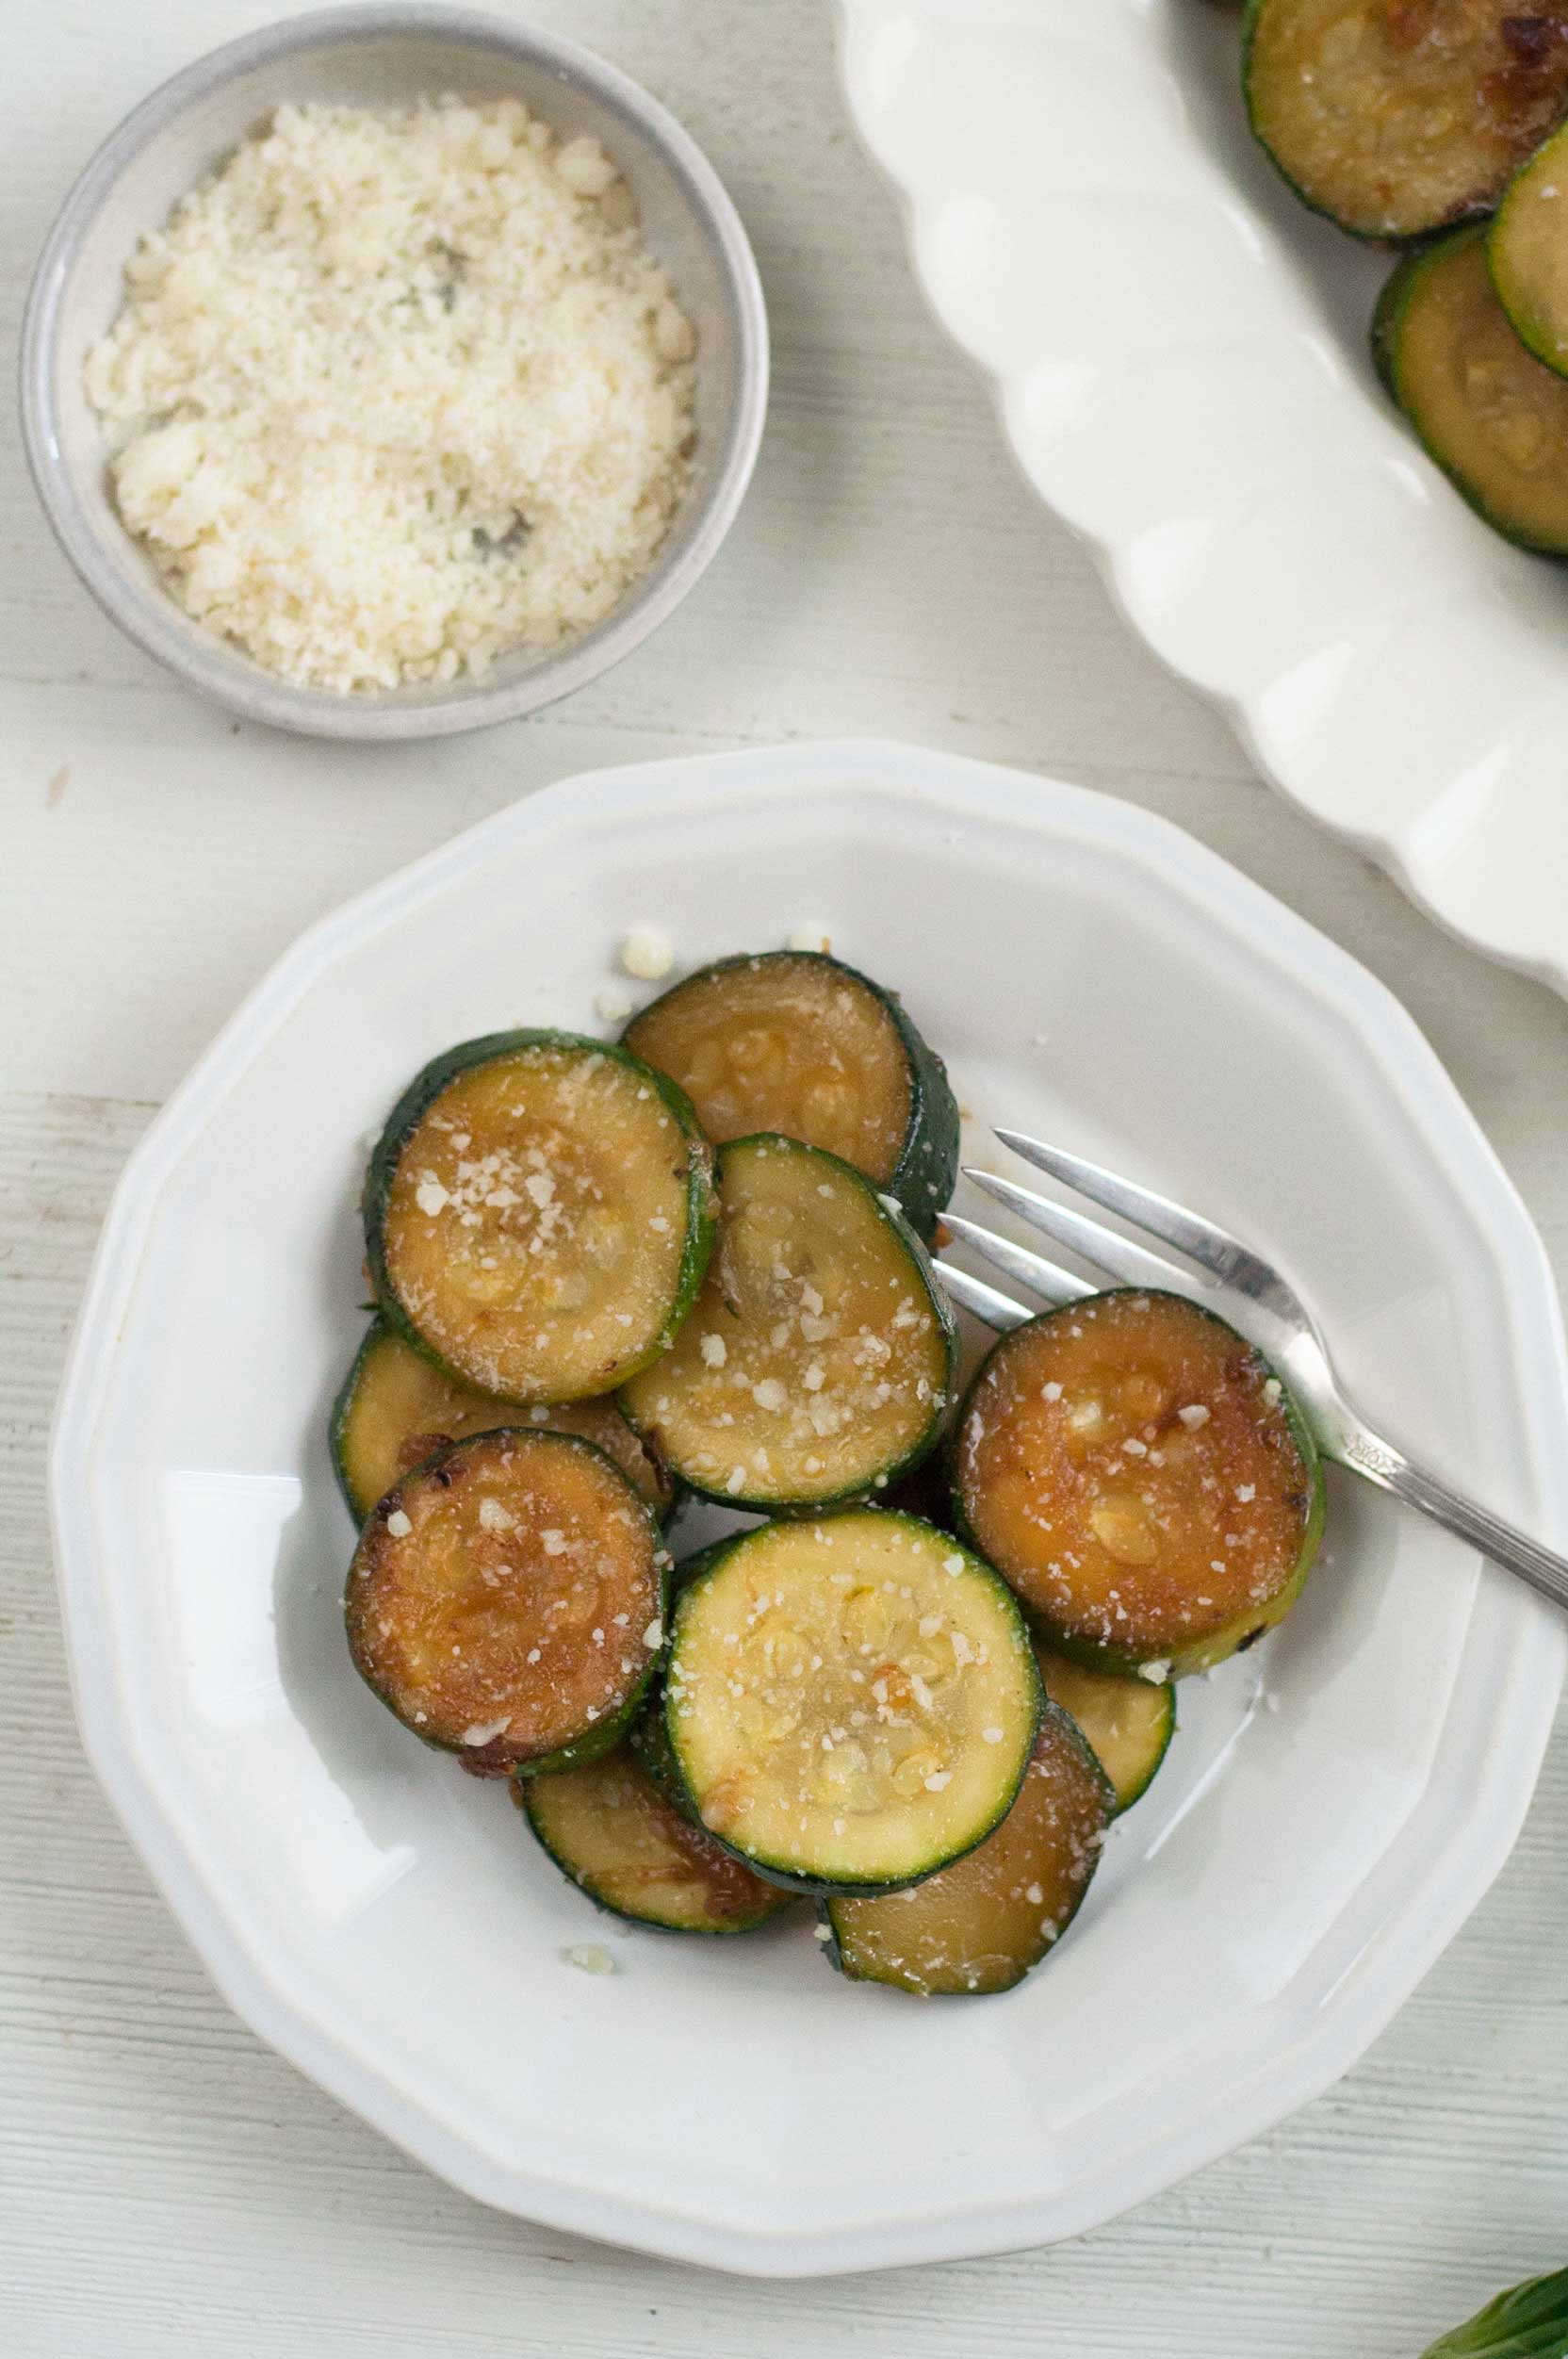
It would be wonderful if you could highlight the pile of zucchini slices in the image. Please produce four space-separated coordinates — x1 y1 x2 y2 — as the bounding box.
335 948 1324 1996
1238 0 1568 555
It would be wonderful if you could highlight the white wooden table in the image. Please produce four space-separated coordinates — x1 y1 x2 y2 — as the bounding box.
5 4 1567 2350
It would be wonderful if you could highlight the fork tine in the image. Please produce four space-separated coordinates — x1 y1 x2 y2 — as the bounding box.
931 1258 1032 1333
962 1168 1200 1297
992 1129 1278 1294
939 1209 1095 1307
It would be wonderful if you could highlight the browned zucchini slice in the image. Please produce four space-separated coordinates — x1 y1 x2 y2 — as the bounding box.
619 1134 956 1511
1376 223 1568 549
1490 115 1568 372
623 951 959 1237
332 1316 672 1523
345 1429 668 1777
1034 1645 1175 1813
822 1699 1112 1995
955 1291 1323 1678
522 1745 795 1934
665 1512 1040 1892
1245 0 1568 239
366 1030 715 1404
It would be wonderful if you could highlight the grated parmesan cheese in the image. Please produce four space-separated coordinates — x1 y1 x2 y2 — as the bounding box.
619 926 674 981
84 97 696 695
593 983 634 1025
564 1942 617 1975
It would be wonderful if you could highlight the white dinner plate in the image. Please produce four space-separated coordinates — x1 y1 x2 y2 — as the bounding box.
51 739 1568 2275
838 0 1568 1001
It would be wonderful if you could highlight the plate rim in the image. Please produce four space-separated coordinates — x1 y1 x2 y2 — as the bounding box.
49 736 1568 2275
834 0 1568 1003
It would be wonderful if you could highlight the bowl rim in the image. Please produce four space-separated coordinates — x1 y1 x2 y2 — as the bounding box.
18 1 769 742
46 736 1568 2275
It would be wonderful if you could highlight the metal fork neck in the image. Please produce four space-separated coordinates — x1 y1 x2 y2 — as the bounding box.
1334 1423 1568 1617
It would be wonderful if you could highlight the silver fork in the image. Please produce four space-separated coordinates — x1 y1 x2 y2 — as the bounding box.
936 1128 1568 1617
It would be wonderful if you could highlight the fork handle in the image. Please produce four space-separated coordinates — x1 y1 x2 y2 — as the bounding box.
1336 1426 1568 1616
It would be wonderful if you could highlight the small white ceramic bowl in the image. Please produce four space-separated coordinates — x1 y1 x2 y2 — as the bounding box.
20 6 768 741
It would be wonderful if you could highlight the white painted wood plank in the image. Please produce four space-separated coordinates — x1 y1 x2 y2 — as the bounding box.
6 0 1568 2349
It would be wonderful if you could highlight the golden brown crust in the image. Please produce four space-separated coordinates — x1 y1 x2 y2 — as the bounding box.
1250 0 1568 237
957 1293 1315 1668
346 1430 662 1773
828 1703 1110 1994
626 954 913 1181
336 1320 670 1519
1394 227 1568 548
524 1749 794 1930
378 1042 702 1401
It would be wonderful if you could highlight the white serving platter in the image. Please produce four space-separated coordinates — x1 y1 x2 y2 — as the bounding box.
50 739 1568 2274
839 0 1568 999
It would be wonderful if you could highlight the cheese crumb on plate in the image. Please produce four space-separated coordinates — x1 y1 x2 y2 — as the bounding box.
620 926 673 980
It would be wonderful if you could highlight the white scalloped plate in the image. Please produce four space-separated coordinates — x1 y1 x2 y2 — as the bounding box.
49 741 1568 2273
838 0 1568 998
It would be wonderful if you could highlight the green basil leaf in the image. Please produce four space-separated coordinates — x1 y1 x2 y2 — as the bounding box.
1422 2268 1568 2358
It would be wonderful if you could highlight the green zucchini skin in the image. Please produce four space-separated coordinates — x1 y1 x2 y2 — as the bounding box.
1103 1680 1174 1813
1034 1646 1177 1815
818 1698 1113 1996
666 1539 734 1592
363 1029 717 1401
520 1745 795 1935
1374 237 1453 410
619 1136 958 1515
345 1428 671 1779
627 1684 692 1812
1240 0 1396 245
624 951 960 1239
662 1515 1042 1897
1370 254 1405 401
1374 223 1568 556
952 1288 1326 1679
330 1313 677 1528
802 1171 956 1514
810 1175 957 1512
330 1320 380 1522
1491 126 1568 376
861 964 961 1241
623 1548 735 1810
1242 0 1568 245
